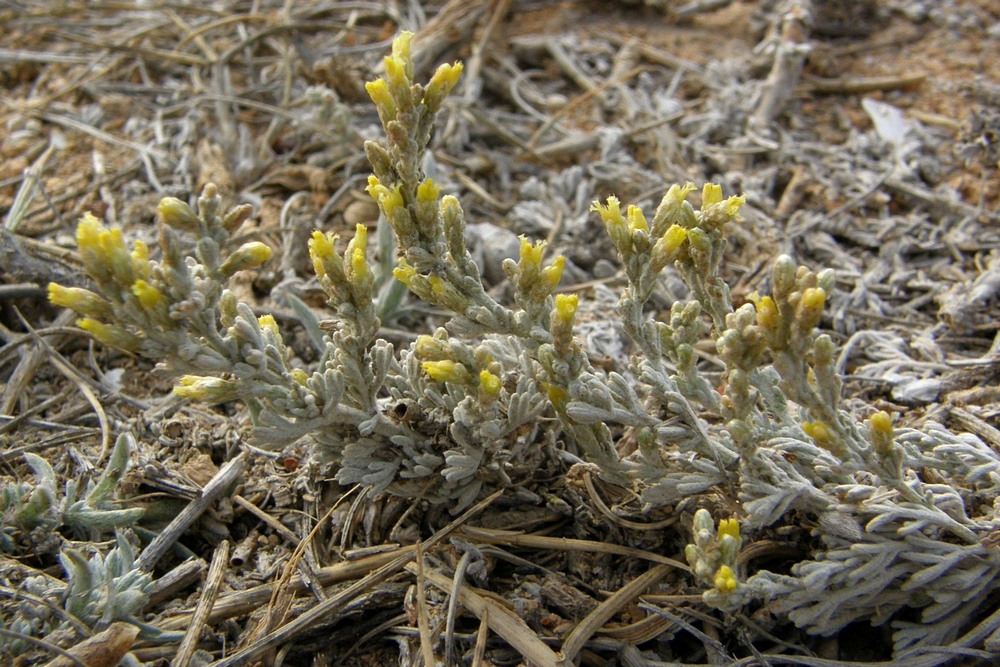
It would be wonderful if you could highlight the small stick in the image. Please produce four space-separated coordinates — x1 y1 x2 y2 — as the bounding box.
749 0 813 133
146 558 207 608
137 453 246 573
172 541 230 667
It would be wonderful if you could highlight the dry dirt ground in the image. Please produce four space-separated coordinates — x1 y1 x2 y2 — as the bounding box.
0 1 998 665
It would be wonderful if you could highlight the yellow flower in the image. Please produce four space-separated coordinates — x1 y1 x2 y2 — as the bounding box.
131 279 165 311
173 375 239 403
750 293 779 331
543 382 568 410
723 193 746 218
393 261 417 287
76 212 103 252
519 236 545 270
220 242 272 276
478 370 501 400
289 368 309 385
367 176 403 217
424 61 464 110
626 205 648 233
802 420 831 444
77 318 141 352
421 360 470 384
257 314 280 337
364 78 396 120
130 240 150 281
308 230 337 279
415 334 450 360
553 293 578 325
157 197 200 232
713 565 738 592
702 183 723 207
717 517 740 542
417 178 440 204
47 284 112 319
538 255 565 293
869 411 892 436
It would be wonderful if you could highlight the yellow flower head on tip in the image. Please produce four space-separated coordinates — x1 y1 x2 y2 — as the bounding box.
802 420 831 443
308 230 337 279
131 240 150 280
48 284 112 319
77 318 141 352
364 78 395 117
393 261 416 287
391 31 412 62
478 370 502 399
421 360 470 384
46 283 72 308
869 411 892 436
626 205 648 233
349 224 368 254
351 246 367 273
426 273 446 295
257 314 279 337
661 224 688 254
723 193 746 218
173 375 237 403
591 196 623 224
539 255 565 292
220 242 272 275
415 334 449 360
800 287 826 311
367 180 403 217
717 517 740 541
76 212 104 250
749 293 778 330
157 197 200 232
518 236 545 268
365 174 384 197
543 382 568 410
290 368 309 385
131 279 164 310
417 178 440 204
554 293 578 324
384 32 413 89
702 183 723 207
713 565 738 592
425 61 464 102
662 182 697 209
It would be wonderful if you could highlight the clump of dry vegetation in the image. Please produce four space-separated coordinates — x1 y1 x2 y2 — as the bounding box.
1 2 998 666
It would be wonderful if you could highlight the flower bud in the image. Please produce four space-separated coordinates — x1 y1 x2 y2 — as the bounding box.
48 284 112 319
421 360 470 385
220 242 272 276
424 61 463 112
478 370 501 400
173 375 240 403
713 565 738 592
157 197 200 233
77 318 141 352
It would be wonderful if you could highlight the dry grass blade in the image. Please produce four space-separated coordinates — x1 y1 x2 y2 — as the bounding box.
172 540 229 667
206 491 502 666
414 545 436 667
158 547 417 631
560 564 674 665
458 527 690 571
414 565 560 667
